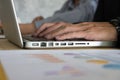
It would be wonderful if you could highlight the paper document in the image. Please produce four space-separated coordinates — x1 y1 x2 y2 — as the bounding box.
0 49 120 80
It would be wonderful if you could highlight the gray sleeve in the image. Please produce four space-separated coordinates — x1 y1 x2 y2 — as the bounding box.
35 0 98 28
53 0 70 14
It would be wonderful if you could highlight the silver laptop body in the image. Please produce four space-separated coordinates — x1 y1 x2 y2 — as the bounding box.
0 0 115 48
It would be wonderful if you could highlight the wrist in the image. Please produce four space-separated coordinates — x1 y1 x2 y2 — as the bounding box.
20 23 36 35
109 18 120 41
28 23 36 34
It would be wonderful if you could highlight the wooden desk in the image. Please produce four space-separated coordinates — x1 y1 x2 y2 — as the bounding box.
0 39 20 50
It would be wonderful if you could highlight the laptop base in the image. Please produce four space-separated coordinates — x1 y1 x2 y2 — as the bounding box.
23 41 116 48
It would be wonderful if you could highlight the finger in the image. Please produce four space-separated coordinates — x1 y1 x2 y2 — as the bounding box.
77 22 96 30
80 22 95 25
33 23 56 37
44 26 66 39
44 23 93 39
39 22 66 37
55 31 87 40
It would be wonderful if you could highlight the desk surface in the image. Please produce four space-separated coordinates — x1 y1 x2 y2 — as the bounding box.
0 39 20 50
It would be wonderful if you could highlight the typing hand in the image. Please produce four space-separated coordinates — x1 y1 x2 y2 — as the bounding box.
33 22 92 39
33 22 72 39
33 22 117 41
56 22 117 41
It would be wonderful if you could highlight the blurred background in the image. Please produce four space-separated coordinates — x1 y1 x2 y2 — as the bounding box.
14 0 67 23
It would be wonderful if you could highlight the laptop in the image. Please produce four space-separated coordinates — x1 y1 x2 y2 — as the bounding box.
0 0 116 48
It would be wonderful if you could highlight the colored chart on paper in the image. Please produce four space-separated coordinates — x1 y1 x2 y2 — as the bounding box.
0 49 120 80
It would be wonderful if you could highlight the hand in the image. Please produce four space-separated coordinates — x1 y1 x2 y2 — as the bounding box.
33 22 73 39
32 16 44 23
33 22 95 39
56 22 118 41
33 22 117 41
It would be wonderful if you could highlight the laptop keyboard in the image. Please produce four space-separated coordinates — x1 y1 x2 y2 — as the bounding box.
23 35 88 41
23 35 52 41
